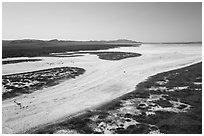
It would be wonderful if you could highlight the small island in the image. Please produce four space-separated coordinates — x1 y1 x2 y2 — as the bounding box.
50 51 142 61
2 67 85 100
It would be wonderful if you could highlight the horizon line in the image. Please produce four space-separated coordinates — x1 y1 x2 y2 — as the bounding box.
2 38 202 43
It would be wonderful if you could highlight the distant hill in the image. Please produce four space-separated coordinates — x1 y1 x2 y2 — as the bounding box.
2 39 140 46
2 39 141 58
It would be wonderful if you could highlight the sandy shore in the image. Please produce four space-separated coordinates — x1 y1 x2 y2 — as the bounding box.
2 44 202 133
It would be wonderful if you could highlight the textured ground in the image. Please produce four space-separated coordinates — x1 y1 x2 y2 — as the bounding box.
2 44 202 133
2 67 85 100
26 62 202 134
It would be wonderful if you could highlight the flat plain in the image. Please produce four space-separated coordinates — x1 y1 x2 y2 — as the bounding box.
2 41 202 134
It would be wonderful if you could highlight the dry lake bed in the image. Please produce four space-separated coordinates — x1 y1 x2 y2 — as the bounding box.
2 43 202 134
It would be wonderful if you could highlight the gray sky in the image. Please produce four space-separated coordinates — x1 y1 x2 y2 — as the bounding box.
2 2 202 42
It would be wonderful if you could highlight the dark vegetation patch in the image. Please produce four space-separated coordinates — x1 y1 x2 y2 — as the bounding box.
116 124 150 134
154 99 173 108
2 40 140 58
2 67 85 100
2 59 42 65
26 62 202 134
134 62 202 134
50 51 142 60
157 113 202 134
25 110 99 134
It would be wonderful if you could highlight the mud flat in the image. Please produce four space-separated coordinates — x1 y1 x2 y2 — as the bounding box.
28 62 201 134
2 44 202 133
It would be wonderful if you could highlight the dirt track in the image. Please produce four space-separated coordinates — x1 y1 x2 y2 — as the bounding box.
2 44 202 133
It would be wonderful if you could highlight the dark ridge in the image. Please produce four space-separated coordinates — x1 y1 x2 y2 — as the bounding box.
2 59 42 65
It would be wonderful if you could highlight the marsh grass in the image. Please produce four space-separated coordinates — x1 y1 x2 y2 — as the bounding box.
26 62 202 134
2 67 85 100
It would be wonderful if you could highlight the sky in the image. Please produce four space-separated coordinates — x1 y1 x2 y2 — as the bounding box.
2 2 202 42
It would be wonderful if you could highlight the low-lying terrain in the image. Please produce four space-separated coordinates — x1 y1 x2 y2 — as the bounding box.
28 62 202 134
2 67 85 100
2 43 201 134
50 51 142 60
2 39 140 58
2 59 42 65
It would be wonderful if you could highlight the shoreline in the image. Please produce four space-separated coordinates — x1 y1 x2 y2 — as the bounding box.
24 61 202 134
